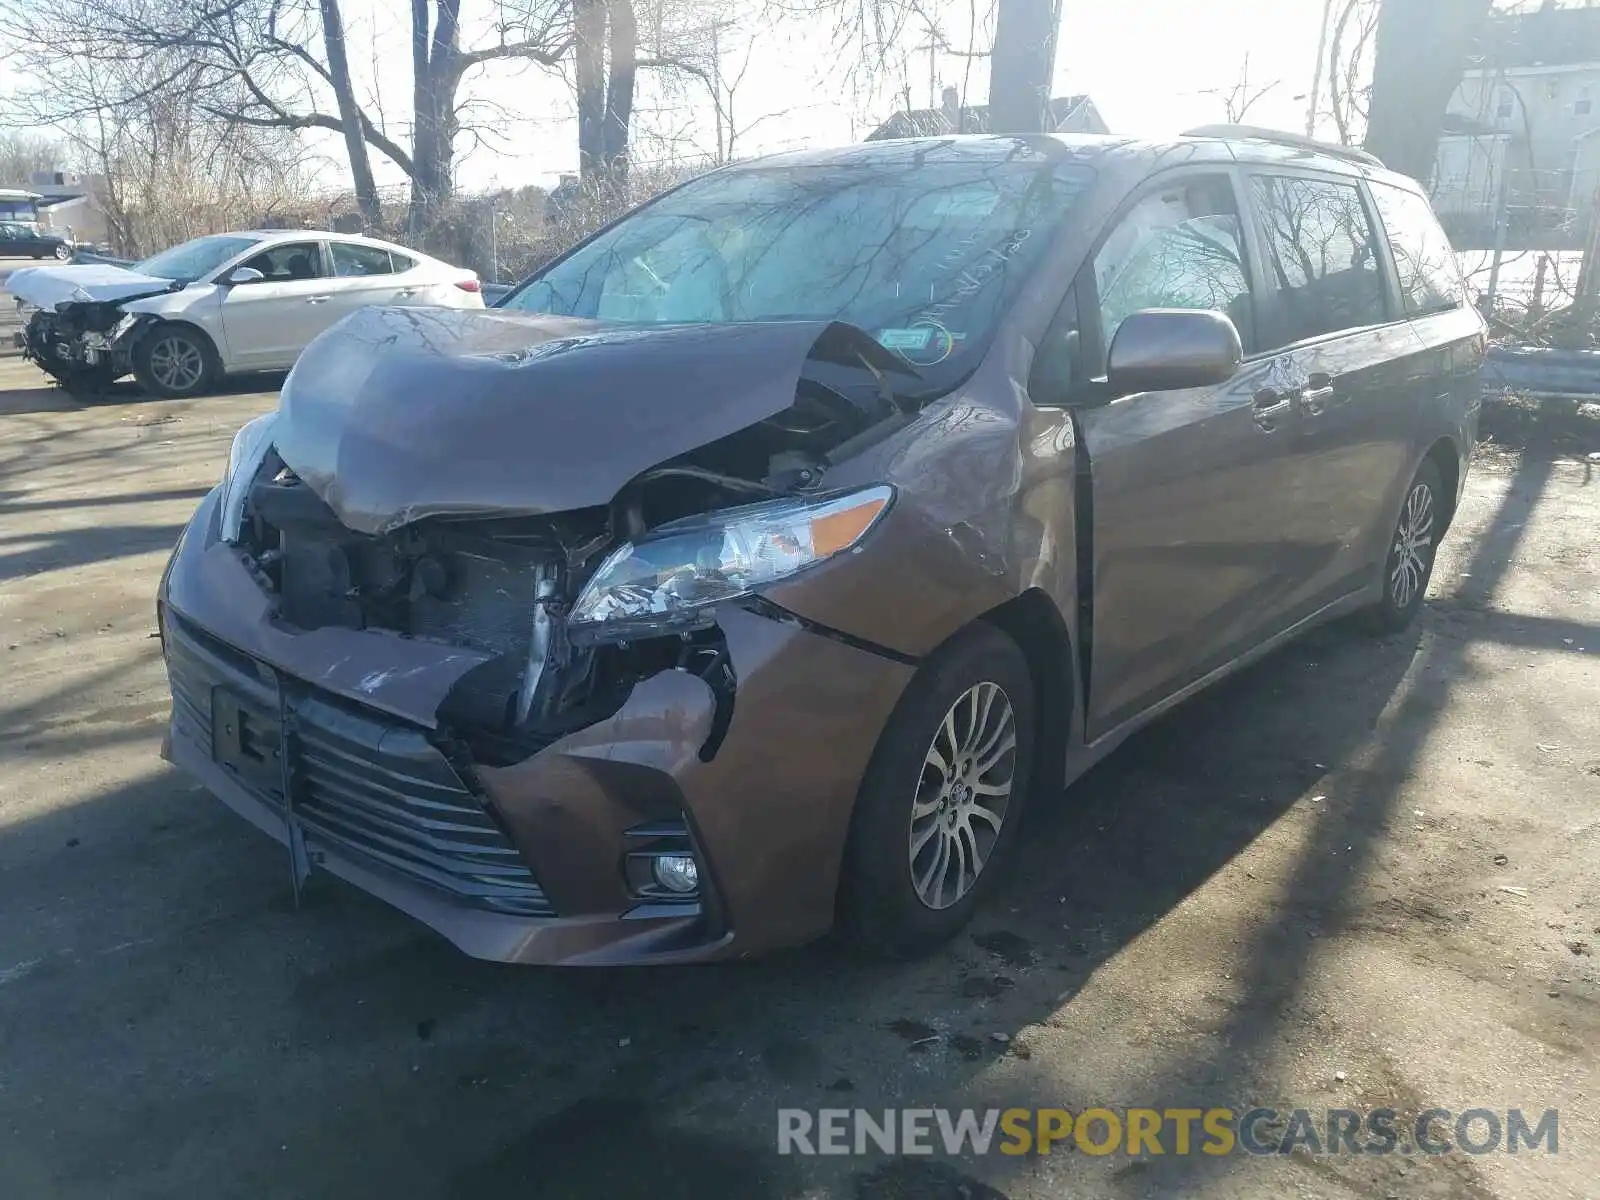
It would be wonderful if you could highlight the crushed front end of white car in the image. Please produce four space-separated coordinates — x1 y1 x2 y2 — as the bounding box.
8 264 182 392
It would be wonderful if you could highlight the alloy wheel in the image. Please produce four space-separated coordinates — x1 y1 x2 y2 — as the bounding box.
1390 480 1436 610
148 335 205 393
909 681 1017 911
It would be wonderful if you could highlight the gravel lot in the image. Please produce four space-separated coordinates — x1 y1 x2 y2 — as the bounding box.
0 359 1597 1200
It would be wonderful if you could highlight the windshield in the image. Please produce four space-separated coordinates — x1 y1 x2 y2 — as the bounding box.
135 235 261 283
505 145 1094 391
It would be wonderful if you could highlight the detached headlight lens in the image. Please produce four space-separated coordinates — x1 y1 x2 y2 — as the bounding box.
570 485 894 638
218 412 278 543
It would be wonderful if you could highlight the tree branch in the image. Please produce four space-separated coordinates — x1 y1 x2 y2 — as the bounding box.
458 33 574 70
208 100 414 176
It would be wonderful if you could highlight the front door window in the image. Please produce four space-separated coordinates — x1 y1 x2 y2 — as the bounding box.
1093 174 1255 359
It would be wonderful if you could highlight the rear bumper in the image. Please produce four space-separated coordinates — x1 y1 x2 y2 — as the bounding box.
160 506 914 964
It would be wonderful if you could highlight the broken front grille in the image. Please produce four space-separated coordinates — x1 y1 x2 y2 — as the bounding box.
166 615 555 918
239 464 564 662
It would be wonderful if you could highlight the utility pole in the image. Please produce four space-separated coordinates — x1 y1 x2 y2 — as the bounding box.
989 0 1062 135
488 195 499 284
1306 0 1337 136
1483 153 1513 313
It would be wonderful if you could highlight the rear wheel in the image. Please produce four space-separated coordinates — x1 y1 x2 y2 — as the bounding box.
1363 459 1443 633
842 623 1036 958
133 324 219 398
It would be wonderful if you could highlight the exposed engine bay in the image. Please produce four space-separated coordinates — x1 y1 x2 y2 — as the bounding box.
228 317 923 768
15 294 168 390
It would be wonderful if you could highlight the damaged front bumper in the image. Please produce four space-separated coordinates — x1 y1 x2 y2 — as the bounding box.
16 301 142 379
159 490 914 965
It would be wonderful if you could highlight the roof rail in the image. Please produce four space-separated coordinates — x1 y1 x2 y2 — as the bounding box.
1181 124 1385 169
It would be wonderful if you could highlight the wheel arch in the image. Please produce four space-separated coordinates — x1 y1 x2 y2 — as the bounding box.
977 588 1077 800
135 317 221 360
1423 436 1461 534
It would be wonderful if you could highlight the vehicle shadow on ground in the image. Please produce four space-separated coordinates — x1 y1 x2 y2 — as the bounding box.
0 370 285 417
0 520 190 583
1 447 1592 1200
0 603 1425 1200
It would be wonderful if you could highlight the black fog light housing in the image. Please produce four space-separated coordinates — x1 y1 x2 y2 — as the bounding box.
623 818 704 901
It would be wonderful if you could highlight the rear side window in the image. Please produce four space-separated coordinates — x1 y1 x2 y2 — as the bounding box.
1250 175 1387 347
331 242 395 277
1368 182 1466 316
390 251 417 271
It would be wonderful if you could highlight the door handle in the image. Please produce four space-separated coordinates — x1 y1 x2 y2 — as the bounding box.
1300 385 1336 416
396 287 419 298
1252 388 1294 431
305 295 331 304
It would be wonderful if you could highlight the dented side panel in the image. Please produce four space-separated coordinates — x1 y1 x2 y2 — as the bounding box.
764 352 1082 664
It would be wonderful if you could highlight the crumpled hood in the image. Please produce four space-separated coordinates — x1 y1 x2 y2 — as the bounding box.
5 263 177 309
274 306 846 535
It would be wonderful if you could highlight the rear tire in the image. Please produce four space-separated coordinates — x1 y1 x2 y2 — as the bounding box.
841 623 1036 959
133 324 219 398
1362 458 1443 634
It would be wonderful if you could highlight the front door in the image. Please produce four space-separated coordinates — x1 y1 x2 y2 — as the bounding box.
0 222 34 256
1068 171 1310 741
218 240 334 370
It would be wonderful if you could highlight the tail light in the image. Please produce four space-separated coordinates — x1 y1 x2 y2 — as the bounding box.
454 278 481 293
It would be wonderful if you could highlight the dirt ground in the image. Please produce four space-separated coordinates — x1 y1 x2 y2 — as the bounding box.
0 359 1597 1200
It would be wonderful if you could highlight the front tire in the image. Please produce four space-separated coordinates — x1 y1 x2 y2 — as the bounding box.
133 324 219 398
1363 459 1443 633
842 623 1036 959
53 244 71 261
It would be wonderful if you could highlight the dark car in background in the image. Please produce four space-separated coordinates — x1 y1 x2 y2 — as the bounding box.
0 221 72 260
158 127 1484 965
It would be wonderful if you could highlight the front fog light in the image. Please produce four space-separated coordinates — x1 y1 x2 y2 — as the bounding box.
652 854 700 895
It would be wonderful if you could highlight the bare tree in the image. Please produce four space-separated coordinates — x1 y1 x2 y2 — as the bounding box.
1 42 308 255
1205 54 1281 125
0 132 66 184
0 0 574 240
1324 0 1381 146
989 0 1059 133
781 0 1060 135
1364 0 1495 181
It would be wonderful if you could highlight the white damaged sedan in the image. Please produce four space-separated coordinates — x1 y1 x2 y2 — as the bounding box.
7 229 485 397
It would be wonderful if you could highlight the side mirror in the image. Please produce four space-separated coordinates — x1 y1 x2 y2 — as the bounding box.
226 266 265 285
1106 309 1243 395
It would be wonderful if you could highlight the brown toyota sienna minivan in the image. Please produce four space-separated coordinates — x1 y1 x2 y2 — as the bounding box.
159 128 1484 964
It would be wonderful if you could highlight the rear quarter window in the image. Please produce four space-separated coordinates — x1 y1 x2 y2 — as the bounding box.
1368 182 1466 317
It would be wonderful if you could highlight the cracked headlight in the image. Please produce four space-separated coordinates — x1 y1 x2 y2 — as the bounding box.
218 412 278 543
570 485 894 640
